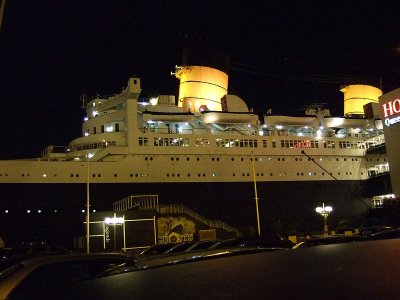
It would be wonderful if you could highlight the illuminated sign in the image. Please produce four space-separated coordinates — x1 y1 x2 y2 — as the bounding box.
105 217 124 225
382 99 400 127
294 140 311 148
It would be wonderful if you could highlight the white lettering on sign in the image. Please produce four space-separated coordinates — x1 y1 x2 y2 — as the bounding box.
385 115 400 127
382 99 400 118
383 98 400 127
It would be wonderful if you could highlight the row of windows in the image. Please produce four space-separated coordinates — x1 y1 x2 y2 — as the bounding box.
5 173 149 178
138 137 368 150
281 140 319 149
323 141 336 149
216 139 259 148
71 141 117 152
139 156 369 163
165 171 361 177
154 138 189 147
0 155 379 178
1 169 365 178
338 141 366 149
86 123 121 135
366 157 387 162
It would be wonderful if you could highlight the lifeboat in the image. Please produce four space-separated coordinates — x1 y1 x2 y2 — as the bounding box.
142 111 195 123
264 115 318 127
200 111 259 124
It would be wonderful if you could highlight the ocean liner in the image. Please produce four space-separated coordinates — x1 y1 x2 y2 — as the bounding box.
0 51 390 244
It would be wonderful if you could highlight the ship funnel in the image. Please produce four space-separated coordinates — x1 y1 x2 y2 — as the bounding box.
340 84 382 117
173 47 229 113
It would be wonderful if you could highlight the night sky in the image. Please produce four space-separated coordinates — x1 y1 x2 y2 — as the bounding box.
1 0 400 159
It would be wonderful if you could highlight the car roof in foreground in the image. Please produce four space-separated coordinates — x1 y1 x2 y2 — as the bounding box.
292 235 366 248
25 239 400 299
0 253 135 282
117 245 288 271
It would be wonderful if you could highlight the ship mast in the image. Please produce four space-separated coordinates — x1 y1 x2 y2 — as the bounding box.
251 151 261 236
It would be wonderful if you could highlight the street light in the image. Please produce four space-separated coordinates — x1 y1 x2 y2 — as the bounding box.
105 214 125 252
315 203 332 237
86 153 94 254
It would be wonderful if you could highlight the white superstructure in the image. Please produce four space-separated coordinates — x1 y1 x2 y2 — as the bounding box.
0 68 387 185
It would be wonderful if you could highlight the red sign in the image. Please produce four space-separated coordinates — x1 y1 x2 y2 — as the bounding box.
382 99 400 117
294 140 311 148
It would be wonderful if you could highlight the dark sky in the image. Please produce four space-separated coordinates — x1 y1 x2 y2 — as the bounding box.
1 0 400 159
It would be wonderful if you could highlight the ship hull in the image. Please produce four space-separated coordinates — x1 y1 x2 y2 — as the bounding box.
0 180 370 246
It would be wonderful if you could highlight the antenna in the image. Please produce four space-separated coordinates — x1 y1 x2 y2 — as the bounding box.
80 94 87 110
301 150 337 181
301 150 371 208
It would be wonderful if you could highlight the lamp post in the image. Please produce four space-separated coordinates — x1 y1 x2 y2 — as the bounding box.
315 203 332 237
105 214 125 252
86 154 92 254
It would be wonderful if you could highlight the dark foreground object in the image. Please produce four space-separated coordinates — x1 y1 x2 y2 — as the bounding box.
19 239 400 299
